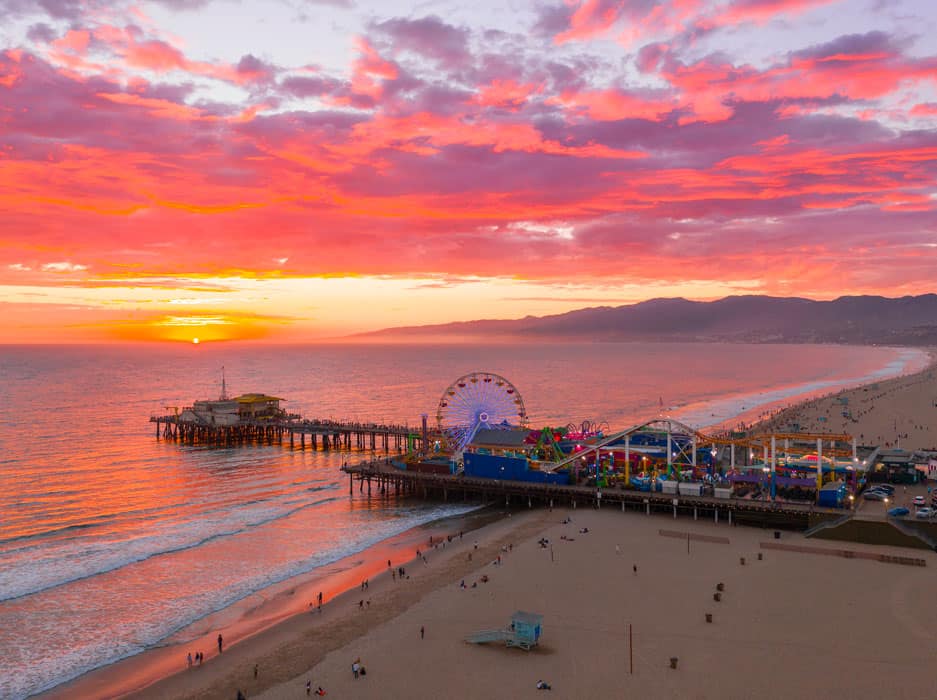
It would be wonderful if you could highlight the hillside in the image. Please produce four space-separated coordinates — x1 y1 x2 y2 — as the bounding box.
360 294 937 344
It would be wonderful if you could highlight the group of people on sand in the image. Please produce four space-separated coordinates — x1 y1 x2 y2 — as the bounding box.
187 632 225 669
351 657 367 678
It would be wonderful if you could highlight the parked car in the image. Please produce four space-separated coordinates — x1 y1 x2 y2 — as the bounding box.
888 506 910 517
913 496 926 506
915 507 936 519
871 485 895 494
863 491 886 501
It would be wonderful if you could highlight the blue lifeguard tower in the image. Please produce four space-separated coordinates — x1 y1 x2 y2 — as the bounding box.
465 611 543 651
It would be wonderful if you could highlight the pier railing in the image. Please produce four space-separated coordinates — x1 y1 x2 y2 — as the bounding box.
342 460 838 529
150 414 440 451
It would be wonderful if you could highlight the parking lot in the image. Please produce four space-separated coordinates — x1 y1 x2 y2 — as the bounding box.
855 479 936 521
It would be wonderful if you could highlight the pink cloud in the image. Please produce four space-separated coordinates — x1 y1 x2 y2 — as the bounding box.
2 3 936 319
474 79 542 110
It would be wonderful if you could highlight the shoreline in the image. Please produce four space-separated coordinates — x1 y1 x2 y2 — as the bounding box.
254 505 937 700
32 344 933 699
747 347 937 450
36 505 506 700
679 345 931 433
124 508 553 700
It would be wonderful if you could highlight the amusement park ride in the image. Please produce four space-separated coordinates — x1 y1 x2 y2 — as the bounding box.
433 371 860 501
436 372 529 454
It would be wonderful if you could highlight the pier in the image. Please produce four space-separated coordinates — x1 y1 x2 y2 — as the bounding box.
341 460 844 530
151 414 433 452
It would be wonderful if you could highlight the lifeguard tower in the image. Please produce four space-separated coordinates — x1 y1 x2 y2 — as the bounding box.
465 611 543 651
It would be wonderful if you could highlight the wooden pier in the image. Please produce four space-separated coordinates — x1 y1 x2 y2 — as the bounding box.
342 460 845 530
150 414 434 452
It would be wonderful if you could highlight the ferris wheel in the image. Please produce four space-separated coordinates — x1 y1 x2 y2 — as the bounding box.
436 372 528 453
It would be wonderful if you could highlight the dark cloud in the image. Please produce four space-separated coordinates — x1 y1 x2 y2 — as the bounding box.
371 15 470 70
532 3 573 37
792 30 901 61
26 23 57 44
0 0 84 20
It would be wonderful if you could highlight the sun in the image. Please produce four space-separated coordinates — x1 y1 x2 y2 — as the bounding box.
192 337 200 344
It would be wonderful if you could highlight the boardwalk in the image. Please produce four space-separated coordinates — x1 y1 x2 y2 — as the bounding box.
150 414 437 452
342 460 845 530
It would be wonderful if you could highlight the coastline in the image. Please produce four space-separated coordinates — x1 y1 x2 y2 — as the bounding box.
253 505 937 700
36 505 506 700
747 347 937 450
33 344 934 699
675 345 931 432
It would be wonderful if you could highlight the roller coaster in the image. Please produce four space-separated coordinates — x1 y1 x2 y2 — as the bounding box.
541 417 856 473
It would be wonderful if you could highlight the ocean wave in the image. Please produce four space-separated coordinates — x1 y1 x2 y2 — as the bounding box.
7 502 480 700
0 494 340 603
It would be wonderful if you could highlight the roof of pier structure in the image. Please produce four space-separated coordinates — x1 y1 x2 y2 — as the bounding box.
235 394 284 403
469 429 534 450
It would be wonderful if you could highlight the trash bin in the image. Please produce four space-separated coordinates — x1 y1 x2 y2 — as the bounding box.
774 530 780 539
670 657 679 670
705 613 713 623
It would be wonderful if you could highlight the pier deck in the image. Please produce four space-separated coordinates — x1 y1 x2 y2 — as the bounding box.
151 414 437 452
342 461 844 530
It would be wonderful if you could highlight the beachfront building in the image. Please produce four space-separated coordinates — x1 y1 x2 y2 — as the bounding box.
869 448 923 484
234 394 284 420
178 394 285 426
468 428 536 456
460 428 572 485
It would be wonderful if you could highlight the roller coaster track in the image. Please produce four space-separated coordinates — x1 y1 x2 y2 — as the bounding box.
542 417 854 473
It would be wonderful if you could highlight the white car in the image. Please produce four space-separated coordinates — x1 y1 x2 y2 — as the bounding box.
915 507 935 519
913 496 926 507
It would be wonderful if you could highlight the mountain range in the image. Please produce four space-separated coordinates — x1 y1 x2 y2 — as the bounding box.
361 294 937 345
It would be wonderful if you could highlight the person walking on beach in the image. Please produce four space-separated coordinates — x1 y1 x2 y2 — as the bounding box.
420 625 425 639
352 660 360 679
306 680 311 695
633 564 638 575
218 633 224 653
254 663 258 679
187 652 192 668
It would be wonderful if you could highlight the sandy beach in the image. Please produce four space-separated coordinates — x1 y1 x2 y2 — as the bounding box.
39 349 937 700
755 350 937 450
247 505 937 700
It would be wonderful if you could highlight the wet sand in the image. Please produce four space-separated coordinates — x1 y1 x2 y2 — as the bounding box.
38 507 515 700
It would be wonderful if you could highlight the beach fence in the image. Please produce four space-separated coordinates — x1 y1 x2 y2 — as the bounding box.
760 541 926 566
659 529 730 545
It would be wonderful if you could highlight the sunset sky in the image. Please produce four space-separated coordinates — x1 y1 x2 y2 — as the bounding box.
1 0 935 342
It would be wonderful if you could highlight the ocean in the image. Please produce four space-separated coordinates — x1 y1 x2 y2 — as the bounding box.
0 342 927 699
